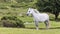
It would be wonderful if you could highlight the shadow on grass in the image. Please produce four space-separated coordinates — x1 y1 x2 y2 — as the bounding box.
25 27 60 30
50 27 60 29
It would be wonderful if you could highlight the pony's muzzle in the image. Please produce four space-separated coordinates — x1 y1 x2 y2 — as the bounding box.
26 14 29 16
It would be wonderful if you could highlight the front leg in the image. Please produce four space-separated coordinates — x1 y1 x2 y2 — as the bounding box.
35 21 39 30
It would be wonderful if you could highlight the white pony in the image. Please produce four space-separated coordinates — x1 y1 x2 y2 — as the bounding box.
26 8 50 30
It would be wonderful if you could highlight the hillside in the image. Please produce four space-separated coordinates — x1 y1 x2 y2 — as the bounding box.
0 0 37 16
0 0 60 27
0 0 38 26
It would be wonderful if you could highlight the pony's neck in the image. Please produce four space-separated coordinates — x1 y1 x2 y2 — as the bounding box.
31 10 37 17
31 8 39 16
34 9 40 14
31 9 38 15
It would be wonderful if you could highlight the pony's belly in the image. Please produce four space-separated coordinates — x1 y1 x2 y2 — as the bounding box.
38 19 46 22
34 16 49 22
35 17 46 22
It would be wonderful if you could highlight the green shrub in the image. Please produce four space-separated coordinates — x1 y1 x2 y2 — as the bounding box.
0 6 8 9
11 4 21 8
15 0 34 3
1 16 25 28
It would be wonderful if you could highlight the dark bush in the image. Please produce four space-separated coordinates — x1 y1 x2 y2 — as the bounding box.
1 16 25 28
11 5 21 8
0 6 8 9
15 0 34 3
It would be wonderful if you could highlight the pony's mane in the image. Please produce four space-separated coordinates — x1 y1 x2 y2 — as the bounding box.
29 8 40 14
33 9 40 14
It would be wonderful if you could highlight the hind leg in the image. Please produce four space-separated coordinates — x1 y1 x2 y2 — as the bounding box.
44 20 50 29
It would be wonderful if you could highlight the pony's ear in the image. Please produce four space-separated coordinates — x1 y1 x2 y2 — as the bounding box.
29 8 31 9
29 7 33 9
28 8 30 9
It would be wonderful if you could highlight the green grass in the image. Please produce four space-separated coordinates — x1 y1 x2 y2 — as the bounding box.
0 21 60 34
0 1 60 34
0 6 60 34
0 28 60 34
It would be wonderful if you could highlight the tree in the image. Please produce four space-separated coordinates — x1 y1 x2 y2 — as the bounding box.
36 0 60 20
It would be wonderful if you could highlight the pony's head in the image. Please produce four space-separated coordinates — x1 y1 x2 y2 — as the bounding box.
26 8 33 16
26 8 40 16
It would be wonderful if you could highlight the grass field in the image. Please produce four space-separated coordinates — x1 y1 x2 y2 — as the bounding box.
0 0 60 34
0 21 60 34
0 6 60 34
